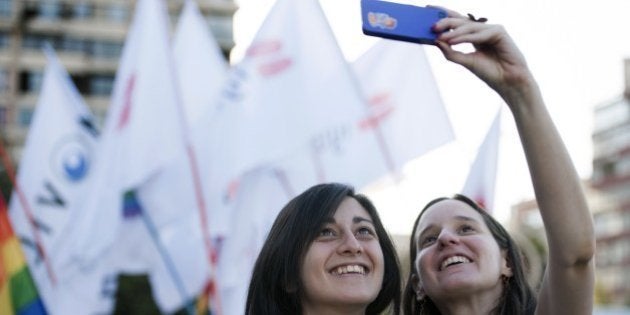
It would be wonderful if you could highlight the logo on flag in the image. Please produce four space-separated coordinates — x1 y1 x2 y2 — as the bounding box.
50 134 93 183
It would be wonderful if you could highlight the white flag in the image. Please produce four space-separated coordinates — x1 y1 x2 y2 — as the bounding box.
173 0 228 127
57 0 186 275
352 40 454 172
132 0 230 311
461 108 501 213
267 40 455 191
208 0 383 312
8 46 115 314
194 0 372 209
217 167 292 315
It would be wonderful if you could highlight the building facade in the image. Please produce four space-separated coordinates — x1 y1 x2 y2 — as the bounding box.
0 0 236 160
590 59 630 306
509 181 607 294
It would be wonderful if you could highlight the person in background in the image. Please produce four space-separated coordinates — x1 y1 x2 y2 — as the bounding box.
246 183 401 315
403 7 595 315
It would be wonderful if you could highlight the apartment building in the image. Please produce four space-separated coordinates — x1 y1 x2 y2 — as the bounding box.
0 0 236 160
591 59 630 306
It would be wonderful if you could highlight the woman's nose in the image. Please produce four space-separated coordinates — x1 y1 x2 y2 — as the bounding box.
437 229 459 249
338 234 363 255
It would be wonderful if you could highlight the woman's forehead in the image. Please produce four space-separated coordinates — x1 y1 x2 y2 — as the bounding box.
416 199 483 228
332 197 372 221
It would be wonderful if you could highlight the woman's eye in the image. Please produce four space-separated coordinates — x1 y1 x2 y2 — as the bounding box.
459 225 475 234
356 227 375 239
421 236 437 247
318 228 336 237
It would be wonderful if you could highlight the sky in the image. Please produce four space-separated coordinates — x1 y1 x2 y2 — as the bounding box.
231 0 630 235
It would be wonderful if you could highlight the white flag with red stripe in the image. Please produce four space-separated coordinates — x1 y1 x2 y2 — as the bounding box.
206 0 381 312
264 39 454 191
193 0 373 215
352 40 454 171
56 0 187 278
132 0 229 311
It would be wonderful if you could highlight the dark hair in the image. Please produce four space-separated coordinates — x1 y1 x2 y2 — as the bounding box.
402 194 536 315
245 183 401 314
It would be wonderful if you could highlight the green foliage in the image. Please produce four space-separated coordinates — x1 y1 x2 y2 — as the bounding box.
113 274 161 315
0 169 11 202
113 274 202 315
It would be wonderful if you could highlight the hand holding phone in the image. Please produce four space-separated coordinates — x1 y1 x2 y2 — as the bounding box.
361 0 447 45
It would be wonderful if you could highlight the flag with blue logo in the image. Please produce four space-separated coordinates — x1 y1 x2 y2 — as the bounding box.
8 46 117 314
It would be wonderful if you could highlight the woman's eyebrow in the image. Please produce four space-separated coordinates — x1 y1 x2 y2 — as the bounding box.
353 216 374 224
453 215 480 223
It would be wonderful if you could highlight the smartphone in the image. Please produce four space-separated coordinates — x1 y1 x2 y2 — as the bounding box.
361 0 447 45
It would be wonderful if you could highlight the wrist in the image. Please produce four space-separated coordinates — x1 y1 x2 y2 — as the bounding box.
499 74 543 113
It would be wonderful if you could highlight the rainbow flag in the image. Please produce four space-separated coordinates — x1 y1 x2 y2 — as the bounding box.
194 280 214 315
0 194 47 315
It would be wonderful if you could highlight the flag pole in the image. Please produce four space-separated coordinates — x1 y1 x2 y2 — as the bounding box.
0 138 57 285
164 2 222 312
138 203 195 315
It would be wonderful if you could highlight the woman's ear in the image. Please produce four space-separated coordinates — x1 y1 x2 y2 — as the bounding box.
411 274 426 301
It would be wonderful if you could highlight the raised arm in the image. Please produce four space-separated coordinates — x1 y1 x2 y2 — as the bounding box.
432 10 595 315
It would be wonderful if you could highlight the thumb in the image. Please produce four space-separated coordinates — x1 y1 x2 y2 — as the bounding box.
436 40 472 69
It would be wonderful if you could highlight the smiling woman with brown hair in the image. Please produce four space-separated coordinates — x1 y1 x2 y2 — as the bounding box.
402 6 595 315
245 183 401 315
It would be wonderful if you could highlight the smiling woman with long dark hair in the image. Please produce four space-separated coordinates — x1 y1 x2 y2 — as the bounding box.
245 183 401 315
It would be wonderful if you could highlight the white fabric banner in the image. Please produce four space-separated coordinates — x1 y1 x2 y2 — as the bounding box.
173 0 228 128
352 40 454 172
133 0 230 311
267 39 455 193
56 0 186 279
208 0 376 313
192 0 371 215
461 108 502 213
217 167 292 315
8 46 116 315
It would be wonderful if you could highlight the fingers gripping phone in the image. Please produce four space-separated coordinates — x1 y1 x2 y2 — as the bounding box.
361 0 447 45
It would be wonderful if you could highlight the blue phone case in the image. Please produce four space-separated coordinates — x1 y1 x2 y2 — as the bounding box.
361 0 447 45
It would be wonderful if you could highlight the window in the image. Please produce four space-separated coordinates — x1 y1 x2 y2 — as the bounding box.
91 40 122 59
39 2 61 20
0 32 9 49
73 3 93 19
602 161 617 177
89 75 114 96
18 107 33 127
22 35 58 50
61 36 87 53
207 14 233 43
105 3 128 22
0 69 8 93
0 0 10 17
0 105 6 125
19 71 43 93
